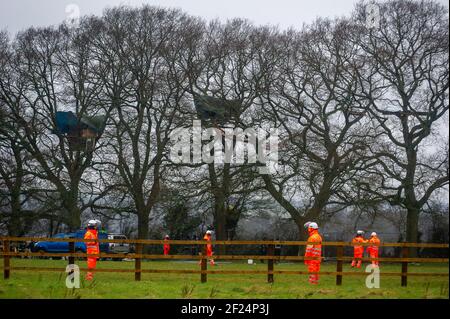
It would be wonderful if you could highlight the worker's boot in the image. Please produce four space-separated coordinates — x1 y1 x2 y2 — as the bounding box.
356 260 362 268
309 275 319 285
86 272 93 281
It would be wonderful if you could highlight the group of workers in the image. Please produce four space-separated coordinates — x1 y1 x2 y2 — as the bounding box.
82 220 381 285
163 230 216 266
303 221 381 284
351 229 381 268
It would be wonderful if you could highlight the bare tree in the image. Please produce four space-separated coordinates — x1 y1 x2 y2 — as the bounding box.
172 19 279 250
0 19 111 231
95 6 195 240
0 1 447 246
353 0 449 255
0 31 61 235
259 18 378 242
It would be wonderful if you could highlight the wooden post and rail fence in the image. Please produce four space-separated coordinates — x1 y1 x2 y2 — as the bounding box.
0 236 448 286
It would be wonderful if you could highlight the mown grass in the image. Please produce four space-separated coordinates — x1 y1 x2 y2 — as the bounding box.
0 258 448 299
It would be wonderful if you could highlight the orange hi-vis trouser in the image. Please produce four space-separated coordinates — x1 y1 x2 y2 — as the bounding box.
163 244 170 256
368 247 379 267
351 247 364 268
207 246 215 265
307 262 321 284
86 248 99 280
368 237 380 267
198 245 215 265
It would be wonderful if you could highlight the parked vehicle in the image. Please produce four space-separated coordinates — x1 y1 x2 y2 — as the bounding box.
108 234 131 260
33 229 109 255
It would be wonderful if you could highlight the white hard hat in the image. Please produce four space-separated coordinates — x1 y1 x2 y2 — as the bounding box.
164 234 170 238
356 230 364 235
371 232 377 237
206 230 212 235
308 222 319 229
304 221 312 229
87 220 98 227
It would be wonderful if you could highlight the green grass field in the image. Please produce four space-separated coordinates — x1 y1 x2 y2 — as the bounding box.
0 258 448 299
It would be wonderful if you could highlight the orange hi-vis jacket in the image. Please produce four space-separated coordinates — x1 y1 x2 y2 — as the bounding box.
84 229 99 255
367 236 380 255
305 230 322 265
352 236 367 257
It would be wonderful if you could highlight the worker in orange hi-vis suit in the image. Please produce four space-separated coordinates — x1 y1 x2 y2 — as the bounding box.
84 220 100 281
198 230 216 266
351 230 367 268
304 221 322 285
367 232 381 268
163 235 170 256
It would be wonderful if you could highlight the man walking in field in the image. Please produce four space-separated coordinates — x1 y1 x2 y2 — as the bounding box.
304 222 322 285
84 220 100 281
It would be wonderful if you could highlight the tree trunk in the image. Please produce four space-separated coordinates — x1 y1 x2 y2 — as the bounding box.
214 199 227 255
294 218 308 256
406 206 420 258
138 212 149 239
65 181 82 231
7 190 23 236
67 202 81 232
49 218 54 237
404 142 419 257
137 210 150 253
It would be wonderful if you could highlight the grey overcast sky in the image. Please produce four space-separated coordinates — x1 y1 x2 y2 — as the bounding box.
1 0 447 36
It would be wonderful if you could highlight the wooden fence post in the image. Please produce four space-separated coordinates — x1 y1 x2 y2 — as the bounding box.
401 246 408 287
3 240 10 279
201 244 207 283
135 243 142 281
267 244 274 283
336 245 343 286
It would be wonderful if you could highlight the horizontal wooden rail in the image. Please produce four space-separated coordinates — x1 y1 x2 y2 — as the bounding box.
2 237 448 286
0 251 321 262
1 266 448 277
1 251 448 263
1 236 449 248
336 256 449 263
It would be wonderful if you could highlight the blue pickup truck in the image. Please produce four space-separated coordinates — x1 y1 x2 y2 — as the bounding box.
33 229 109 254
